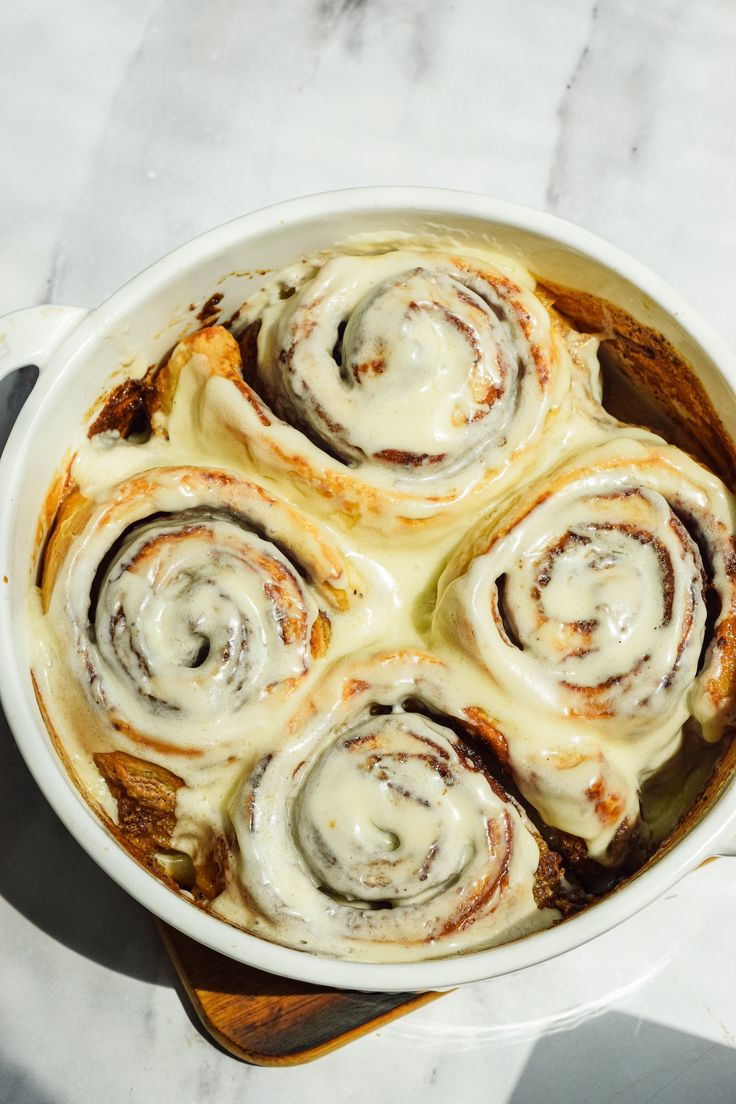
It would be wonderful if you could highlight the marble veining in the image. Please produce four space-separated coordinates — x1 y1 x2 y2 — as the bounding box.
2 0 736 1099
545 0 736 346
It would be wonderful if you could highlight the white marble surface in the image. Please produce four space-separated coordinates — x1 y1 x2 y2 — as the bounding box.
2 0 736 1100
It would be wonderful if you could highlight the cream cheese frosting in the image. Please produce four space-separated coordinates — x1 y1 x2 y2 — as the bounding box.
218 651 560 962
29 238 736 962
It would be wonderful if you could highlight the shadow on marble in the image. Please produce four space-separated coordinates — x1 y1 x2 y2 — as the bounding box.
0 364 38 449
0 1053 57 1104
509 1010 736 1104
0 707 173 984
0 366 176 984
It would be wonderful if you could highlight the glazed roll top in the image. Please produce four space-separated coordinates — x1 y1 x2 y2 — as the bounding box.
435 437 736 859
155 247 594 529
31 231 736 963
257 251 562 476
39 466 361 766
223 651 571 962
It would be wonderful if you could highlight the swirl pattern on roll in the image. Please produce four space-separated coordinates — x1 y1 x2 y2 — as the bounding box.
226 651 570 961
41 466 361 761
434 437 736 859
257 252 558 474
154 248 592 528
32 233 736 962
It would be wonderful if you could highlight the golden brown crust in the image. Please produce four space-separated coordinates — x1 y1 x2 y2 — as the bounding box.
84 327 249 441
34 459 78 575
309 610 332 659
155 327 245 419
543 817 648 897
707 615 736 716
93 751 183 855
190 835 230 902
39 487 95 611
462 706 510 767
93 751 229 901
87 373 157 440
532 845 585 916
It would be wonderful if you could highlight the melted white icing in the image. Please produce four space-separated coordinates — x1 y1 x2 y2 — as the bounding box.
29 240 736 962
222 653 556 961
435 436 736 854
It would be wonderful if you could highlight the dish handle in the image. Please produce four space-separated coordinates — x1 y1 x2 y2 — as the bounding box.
0 305 89 380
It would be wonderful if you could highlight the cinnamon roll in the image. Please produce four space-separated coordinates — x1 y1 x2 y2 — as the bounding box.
29 230 736 964
37 466 362 767
434 436 736 862
221 650 574 961
153 248 597 529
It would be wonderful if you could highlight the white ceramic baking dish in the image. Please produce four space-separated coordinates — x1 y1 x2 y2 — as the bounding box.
1 187 735 992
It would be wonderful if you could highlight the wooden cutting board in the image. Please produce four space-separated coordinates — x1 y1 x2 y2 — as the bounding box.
158 860 723 1064
157 922 444 1065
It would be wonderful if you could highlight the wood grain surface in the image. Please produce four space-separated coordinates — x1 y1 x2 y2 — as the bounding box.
157 922 444 1065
